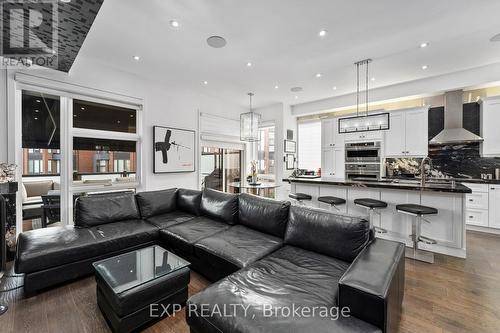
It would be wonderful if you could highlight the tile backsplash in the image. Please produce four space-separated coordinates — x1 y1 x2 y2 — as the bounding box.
385 143 500 179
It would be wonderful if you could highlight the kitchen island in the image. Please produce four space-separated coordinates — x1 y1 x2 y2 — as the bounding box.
284 177 472 258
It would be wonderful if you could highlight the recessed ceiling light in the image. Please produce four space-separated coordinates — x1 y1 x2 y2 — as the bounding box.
332 86 337 90
203 81 208 85
170 20 179 28
371 77 376 81
490 33 500 42
318 30 327 37
246 62 252 67
421 65 428 70
133 55 140 61
274 85 279 89
207 36 227 48
420 42 429 48
294 96 299 99
315 73 322 78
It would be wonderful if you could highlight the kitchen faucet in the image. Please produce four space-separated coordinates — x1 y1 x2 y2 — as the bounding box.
420 157 433 187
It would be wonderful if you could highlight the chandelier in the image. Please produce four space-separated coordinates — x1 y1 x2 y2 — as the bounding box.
338 59 390 134
240 93 261 142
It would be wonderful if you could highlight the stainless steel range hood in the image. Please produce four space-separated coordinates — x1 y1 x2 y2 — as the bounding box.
429 90 483 145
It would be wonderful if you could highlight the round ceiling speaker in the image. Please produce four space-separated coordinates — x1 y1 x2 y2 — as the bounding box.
207 36 227 48
290 87 303 92
490 33 500 42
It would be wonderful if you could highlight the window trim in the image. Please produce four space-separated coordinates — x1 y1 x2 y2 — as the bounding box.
10 74 144 233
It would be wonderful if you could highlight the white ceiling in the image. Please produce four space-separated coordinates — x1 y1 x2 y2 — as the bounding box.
78 0 500 109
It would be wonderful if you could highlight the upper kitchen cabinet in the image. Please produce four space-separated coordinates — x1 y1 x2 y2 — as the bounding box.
480 97 500 157
384 107 428 157
344 130 383 142
321 118 344 148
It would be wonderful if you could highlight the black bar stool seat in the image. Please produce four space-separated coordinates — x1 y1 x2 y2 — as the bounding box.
318 196 346 205
396 203 438 263
289 193 312 201
396 204 437 215
354 198 388 209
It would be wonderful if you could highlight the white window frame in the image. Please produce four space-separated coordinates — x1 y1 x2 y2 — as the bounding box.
9 72 144 233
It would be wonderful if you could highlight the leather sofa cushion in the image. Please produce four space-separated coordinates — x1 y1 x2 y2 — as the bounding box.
187 245 379 333
75 193 140 227
200 188 238 225
146 211 197 229
159 217 230 254
238 193 290 238
194 225 282 269
177 189 202 216
285 206 370 262
135 188 177 218
15 220 158 274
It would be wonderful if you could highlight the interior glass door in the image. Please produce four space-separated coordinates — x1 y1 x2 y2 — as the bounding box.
200 147 242 193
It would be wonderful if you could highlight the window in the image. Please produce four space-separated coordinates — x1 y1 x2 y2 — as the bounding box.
22 91 60 176
17 85 142 229
298 120 321 171
73 99 136 133
257 125 275 181
72 137 137 182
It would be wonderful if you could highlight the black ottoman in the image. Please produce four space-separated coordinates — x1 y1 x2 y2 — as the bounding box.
93 246 190 333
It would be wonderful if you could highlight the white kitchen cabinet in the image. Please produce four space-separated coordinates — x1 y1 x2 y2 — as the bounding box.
480 97 500 157
384 107 428 157
344 130 382 142
384 111 406 156
488 185 500 229
321 147 344 177
321 118 344 148
405 108 428 156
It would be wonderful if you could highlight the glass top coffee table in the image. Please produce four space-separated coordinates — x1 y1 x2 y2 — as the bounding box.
93 245 190 294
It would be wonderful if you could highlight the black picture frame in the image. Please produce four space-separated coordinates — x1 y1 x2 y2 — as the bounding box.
284 140 296 153
153 126 196 173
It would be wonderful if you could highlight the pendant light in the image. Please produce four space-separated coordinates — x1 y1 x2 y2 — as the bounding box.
240 93 261 142
338 59 389 134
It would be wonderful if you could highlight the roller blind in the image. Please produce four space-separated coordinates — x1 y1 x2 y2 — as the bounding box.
298 120 321 171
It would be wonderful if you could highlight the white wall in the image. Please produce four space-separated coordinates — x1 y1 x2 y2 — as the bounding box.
0 57 248 191
255 102 297 200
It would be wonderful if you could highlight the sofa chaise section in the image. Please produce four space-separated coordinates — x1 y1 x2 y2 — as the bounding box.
15 192 158 294
187 206 404 333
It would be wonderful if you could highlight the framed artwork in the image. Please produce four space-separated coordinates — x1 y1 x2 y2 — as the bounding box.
284 140 296 153
153 126 195 173
286 154 295 170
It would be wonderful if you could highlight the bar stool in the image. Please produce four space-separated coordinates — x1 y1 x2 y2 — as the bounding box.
318 196 346 211
289 193 312 205
396 203 438 263
354 198 388 233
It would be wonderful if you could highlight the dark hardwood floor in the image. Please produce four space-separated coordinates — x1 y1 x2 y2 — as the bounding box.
1 231 500 333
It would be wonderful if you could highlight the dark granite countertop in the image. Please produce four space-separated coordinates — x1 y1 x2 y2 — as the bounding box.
283 177 472 194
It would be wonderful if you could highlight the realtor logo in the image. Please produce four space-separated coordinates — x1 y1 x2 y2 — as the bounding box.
0 0 58 68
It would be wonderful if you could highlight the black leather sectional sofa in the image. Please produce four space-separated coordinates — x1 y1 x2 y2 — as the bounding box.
15 188 405 333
